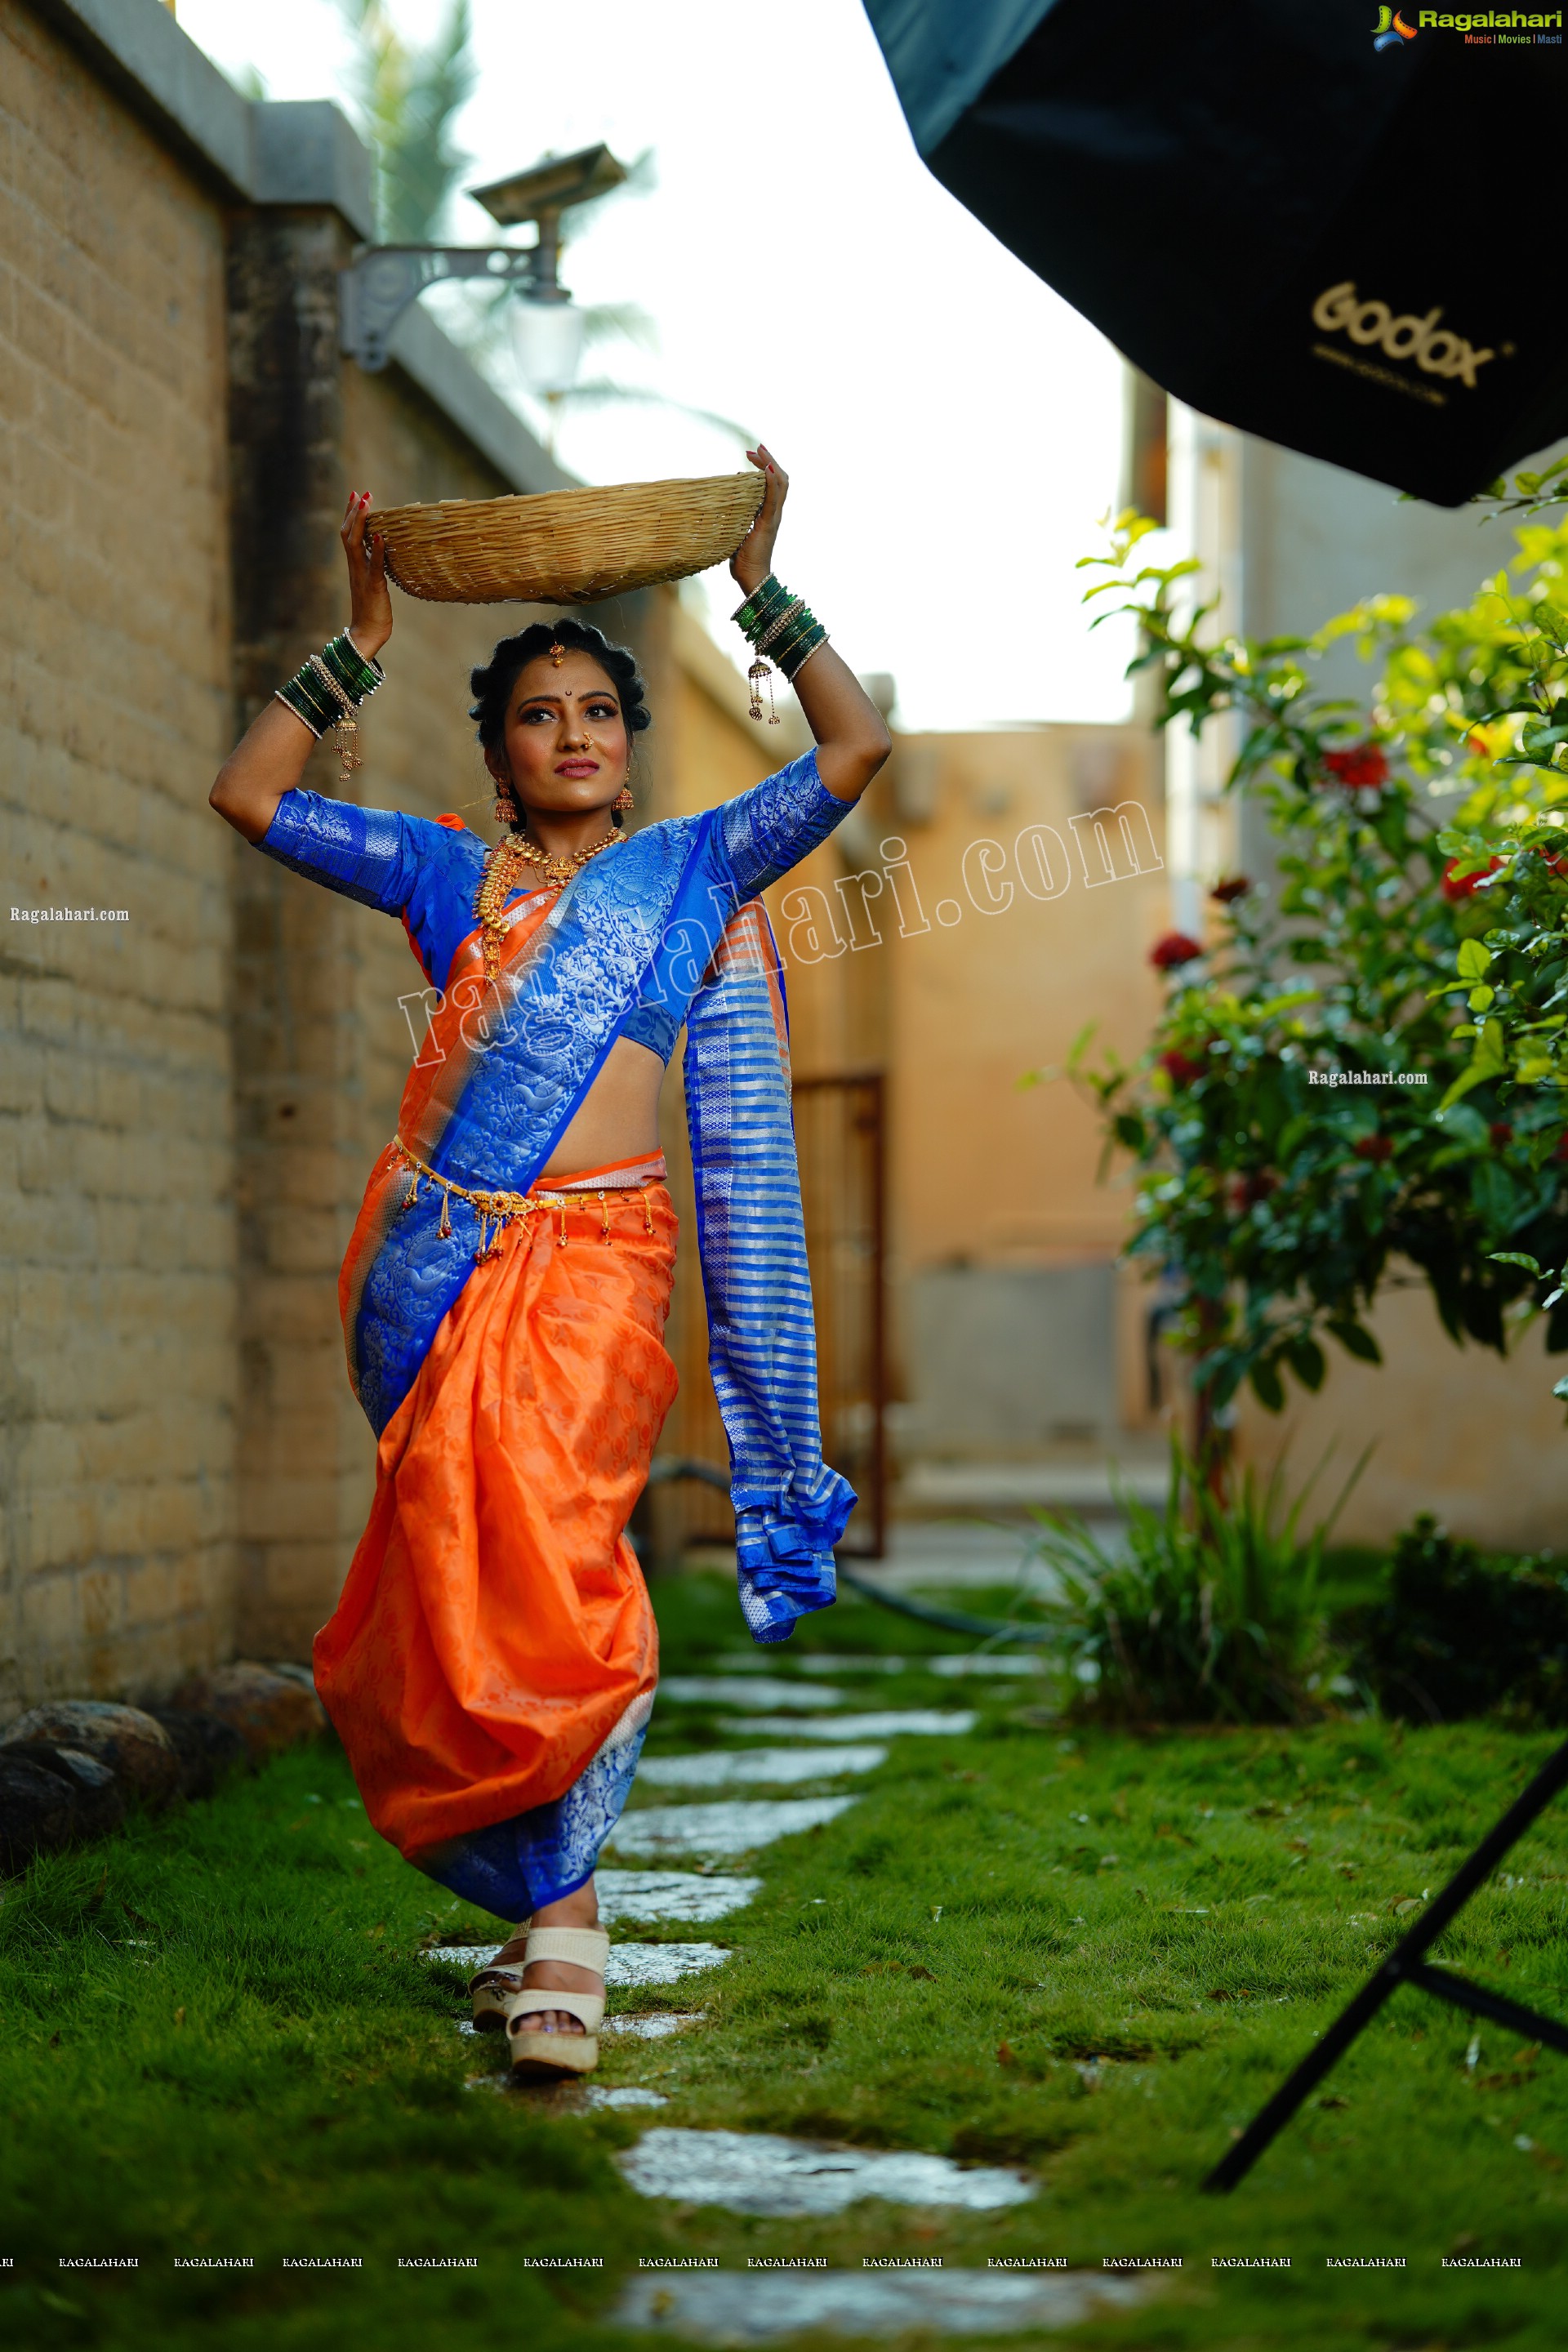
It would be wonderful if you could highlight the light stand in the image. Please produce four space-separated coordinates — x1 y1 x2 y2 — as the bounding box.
1206 1735 1568 2192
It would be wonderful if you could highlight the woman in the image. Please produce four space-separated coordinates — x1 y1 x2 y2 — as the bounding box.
209 450 890 2079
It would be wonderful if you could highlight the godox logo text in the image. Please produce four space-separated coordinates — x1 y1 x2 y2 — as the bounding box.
1312 283 1499 387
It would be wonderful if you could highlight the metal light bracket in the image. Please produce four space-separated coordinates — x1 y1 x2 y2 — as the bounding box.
339 244 556 373
338 143 627 373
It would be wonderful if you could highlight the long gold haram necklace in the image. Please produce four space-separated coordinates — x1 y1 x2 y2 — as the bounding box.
475 826 624 982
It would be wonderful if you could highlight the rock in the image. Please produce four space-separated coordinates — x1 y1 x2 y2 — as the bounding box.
9 1744 127 1838
170 1662 326 1761
145 1708 249 1800
0 1753 78 1870
1 1702 180 1811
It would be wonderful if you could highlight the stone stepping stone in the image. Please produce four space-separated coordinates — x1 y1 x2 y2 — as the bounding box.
719 1711 976 1740
716 1652 909 1675
608 1797 857 1860
597 1869 760 1923
615 2127 1034 2216
638 1745 886 1790
928 1654 1045 1677
658 1677 842 1710
617 2267 1154 2341
426 1940 731 1985
710 1653 1045 1680
602 2011 706 2039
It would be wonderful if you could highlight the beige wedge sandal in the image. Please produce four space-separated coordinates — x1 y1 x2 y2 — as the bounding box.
468 1927 533 2034
505 1926 608 2082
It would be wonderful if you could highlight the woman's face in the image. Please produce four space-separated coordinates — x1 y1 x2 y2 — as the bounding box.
487 650 630 817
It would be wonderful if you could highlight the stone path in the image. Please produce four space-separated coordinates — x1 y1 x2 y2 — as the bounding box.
616 2267 1152 2341
449 1638 1160 2338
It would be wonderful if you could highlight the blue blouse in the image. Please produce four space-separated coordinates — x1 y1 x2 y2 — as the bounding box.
258 755 849 1064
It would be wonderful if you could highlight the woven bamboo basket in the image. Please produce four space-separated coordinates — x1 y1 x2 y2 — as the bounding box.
373 471 764 606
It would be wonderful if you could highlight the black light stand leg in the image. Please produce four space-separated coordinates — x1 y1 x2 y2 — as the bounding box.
1204 1734 1568 2194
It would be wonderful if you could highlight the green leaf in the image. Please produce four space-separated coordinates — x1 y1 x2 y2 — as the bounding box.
1285 1336 1325 1392
1490 1252 1544 1274
1327 1319 1383 1365
1249 1358 1285 1413
1554 1376 1568 1403
1457 939 1494 981
1468 986 1496 1012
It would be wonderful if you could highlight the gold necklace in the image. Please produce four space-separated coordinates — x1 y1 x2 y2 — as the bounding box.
474 826 622 982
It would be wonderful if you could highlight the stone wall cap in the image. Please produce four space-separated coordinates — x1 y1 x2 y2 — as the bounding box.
386 305 575 497
30 0 376 237
31 0 256 201
252 99 376 240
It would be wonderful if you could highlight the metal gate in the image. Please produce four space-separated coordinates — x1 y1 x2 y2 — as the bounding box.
648 1070 888 1565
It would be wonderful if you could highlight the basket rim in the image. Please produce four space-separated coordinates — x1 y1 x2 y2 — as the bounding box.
373 470 761 528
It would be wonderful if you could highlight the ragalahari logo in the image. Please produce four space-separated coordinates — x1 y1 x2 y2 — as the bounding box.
1374 5 1418 44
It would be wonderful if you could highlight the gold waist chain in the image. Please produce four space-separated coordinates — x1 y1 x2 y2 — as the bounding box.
393 1135 655 1262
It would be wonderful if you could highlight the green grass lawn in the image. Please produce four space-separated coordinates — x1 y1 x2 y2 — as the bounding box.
3 1569 1567 2350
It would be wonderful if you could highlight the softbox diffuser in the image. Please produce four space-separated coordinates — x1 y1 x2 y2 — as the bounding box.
863 0 1568 505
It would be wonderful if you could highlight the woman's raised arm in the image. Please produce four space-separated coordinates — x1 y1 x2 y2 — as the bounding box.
210 494 393 842
730 450 891 804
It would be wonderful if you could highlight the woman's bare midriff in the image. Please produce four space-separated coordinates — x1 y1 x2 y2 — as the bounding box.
540 1036 666 1178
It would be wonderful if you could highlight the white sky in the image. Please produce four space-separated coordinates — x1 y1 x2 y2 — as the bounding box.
179 0 1134 731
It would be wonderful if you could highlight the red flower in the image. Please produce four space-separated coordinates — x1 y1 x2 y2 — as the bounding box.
1228 1169 1278 1212
1150 931 1205 969
1352 1134 1394 1163
1539 848 1568 880
1210 875 1250 903
1157 1046 1208 1086
1441 856 1504 901
1324 744 1389 791
1555 1134 1568 1164
1490 1122 1513 1148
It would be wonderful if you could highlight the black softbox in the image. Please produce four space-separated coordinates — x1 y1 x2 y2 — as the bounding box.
864 0 1568 506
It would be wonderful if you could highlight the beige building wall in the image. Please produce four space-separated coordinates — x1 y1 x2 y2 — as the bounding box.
1238 1289 1568 1555
874 726 1166 1491
0 0 238 1716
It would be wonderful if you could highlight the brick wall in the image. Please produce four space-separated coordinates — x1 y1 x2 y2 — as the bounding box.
0 0 238 1717
226 314 561 1661
0 0 608 1703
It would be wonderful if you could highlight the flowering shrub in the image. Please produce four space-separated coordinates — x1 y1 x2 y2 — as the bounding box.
1150 931 1205 969
1324 745 1389 792
1062 510 1568 1416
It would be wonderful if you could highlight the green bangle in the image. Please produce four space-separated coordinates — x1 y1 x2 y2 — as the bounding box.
319 632 382 704
775 620 828 682
276 673 334 737
733 575 791 641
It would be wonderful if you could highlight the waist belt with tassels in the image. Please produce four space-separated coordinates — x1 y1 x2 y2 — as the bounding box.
393 1135 657 1263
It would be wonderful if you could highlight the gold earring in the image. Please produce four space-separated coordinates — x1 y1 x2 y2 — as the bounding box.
613 783 634 813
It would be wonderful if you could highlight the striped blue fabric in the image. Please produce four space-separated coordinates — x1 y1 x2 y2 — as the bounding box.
685 902 855 1643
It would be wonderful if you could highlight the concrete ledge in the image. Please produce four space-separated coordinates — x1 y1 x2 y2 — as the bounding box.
252 100 375 240
29 0 559 497
386 306 572 496
30 0 254 198
900 1459 1170 1512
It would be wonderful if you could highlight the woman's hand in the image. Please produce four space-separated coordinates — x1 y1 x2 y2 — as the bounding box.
343 491 393 661
730 446 787 597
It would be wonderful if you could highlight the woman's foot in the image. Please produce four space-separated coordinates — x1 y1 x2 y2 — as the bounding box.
513 1881 603 2036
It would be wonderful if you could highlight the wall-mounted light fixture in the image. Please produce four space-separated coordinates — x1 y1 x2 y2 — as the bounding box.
338 143 626 381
